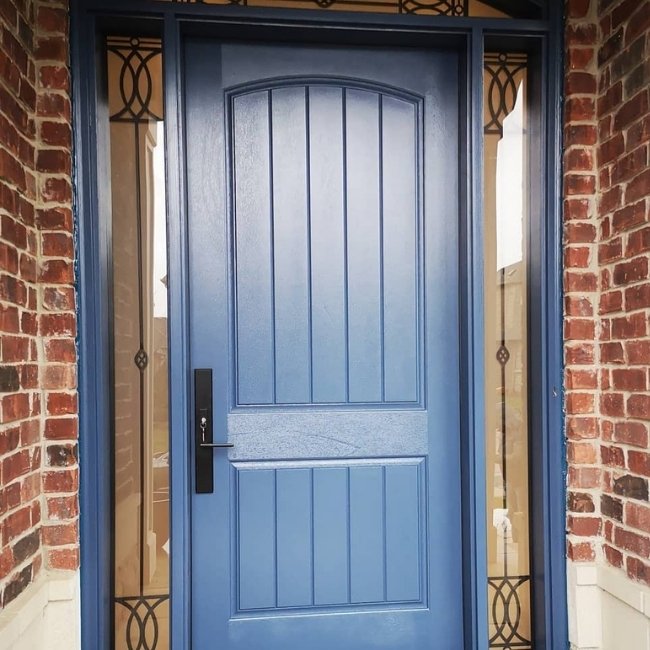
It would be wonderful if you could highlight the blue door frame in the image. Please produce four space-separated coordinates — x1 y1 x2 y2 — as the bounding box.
70 2 567 648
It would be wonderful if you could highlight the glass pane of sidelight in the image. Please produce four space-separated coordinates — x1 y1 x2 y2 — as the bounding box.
483 53 533 650
107 37 170 650
154 0 533 17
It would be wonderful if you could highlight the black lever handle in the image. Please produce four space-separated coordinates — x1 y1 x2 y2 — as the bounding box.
194 369 232 493
200 443 235 448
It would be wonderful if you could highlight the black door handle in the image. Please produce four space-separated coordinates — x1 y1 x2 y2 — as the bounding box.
194 369 232 494
199 443 235 448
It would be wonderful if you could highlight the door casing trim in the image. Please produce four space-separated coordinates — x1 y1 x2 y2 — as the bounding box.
70 2 566 648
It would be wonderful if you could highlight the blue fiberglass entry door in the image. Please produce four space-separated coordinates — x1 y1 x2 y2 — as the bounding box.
185 39 462 649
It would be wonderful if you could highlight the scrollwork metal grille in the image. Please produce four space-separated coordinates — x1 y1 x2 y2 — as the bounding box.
108 37 163 122
488 576 532 649
484 53 528 136
115 596 170 650
170 0 468 14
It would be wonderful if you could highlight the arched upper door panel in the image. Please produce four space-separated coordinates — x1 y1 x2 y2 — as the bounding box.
225 78 423 406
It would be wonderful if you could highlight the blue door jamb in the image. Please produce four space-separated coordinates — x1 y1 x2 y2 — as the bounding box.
162 14 193 650
70 7 113 649
460 25 489 650
536 0 569 645
71 2 568 649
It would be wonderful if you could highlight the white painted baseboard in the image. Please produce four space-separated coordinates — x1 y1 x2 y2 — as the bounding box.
0 571 80 650
569 560 650 650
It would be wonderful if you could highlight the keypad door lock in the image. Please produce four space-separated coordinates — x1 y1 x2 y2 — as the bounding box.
194 369 233 494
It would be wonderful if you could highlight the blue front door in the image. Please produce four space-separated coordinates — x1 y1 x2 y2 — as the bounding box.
185 39 462 649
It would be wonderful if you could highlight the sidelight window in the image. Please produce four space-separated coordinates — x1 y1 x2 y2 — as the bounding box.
484 53 533 650
107 36 170 650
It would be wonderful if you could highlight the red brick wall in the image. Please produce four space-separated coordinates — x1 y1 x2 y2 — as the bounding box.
565 0 650 581
0 0 76 611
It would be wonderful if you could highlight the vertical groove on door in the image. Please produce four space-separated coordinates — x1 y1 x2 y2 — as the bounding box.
273 469 279 608
267 90 277 405
378 94 386 402
305 86 314 404
342 87 350 403
310 467 316 606
382 464 388 602
346 465 352 604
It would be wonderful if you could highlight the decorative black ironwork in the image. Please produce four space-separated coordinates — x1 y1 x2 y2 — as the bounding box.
488 575 532 649
107 37 163 122
171 0 468 15
401 0 466 13
484 53 527 136
134 348 149 371
496 344 510 366
115 595 170 650
497 268 510 500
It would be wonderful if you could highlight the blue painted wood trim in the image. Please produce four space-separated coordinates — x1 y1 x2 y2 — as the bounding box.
460 25 489 650
527 34 557 648
542 1 569 646
71 4 112 649
163 14 193 650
